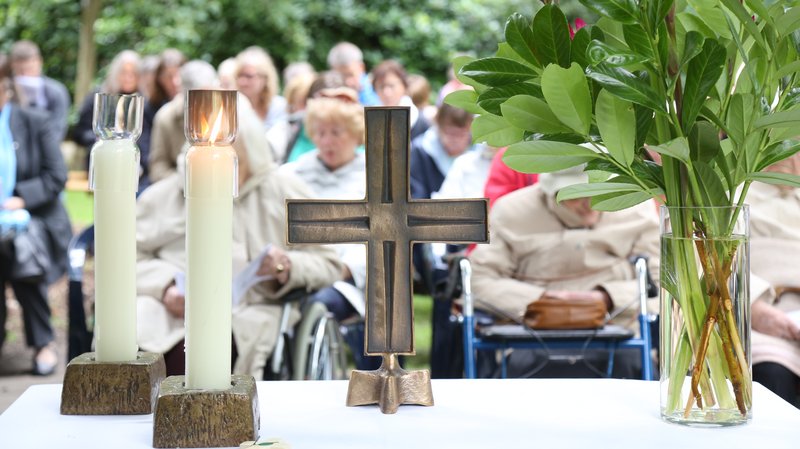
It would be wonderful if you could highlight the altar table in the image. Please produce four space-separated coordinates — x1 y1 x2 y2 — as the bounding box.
1 379 798 448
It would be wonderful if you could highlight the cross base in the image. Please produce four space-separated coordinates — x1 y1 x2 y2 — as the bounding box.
346 353 434 414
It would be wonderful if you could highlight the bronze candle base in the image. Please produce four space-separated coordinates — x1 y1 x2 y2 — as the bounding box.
346 353 433 414
60 351 166 415
153 374 259 448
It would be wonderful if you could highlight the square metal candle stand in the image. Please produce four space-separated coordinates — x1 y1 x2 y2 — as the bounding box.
153 374 260 448
60 351 166 415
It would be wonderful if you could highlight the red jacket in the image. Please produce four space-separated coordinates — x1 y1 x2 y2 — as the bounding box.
483 147 538 208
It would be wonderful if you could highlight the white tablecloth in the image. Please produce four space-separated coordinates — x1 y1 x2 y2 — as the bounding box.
1 379 798 448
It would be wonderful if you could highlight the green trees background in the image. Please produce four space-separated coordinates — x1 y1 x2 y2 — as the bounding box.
0 0 591 106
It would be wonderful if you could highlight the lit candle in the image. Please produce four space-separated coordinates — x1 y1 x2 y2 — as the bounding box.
90 93 142 362
184 90 238 390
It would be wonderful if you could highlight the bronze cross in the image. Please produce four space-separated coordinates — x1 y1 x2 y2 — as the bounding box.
287 107 488 355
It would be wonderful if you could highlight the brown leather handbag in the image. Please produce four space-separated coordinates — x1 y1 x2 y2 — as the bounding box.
523 296 607 330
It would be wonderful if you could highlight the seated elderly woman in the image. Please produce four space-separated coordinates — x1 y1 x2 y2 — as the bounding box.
469 165 660 377
279 93 379 370
135 96 342 378
749 153 800 408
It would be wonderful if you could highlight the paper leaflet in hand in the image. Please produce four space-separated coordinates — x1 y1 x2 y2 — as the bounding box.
232 244 274 306
174 244 274 306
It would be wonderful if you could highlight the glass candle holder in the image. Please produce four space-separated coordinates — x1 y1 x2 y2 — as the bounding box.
185 89 237 145
89 93 143 363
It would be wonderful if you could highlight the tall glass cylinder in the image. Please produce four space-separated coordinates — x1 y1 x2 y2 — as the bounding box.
659 205 751 426
89 93 142 362
184 90 238 390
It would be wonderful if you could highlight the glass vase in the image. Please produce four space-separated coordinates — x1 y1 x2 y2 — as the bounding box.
659 205 752 426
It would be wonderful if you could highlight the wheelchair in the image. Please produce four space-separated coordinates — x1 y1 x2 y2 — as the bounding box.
65 225 348 380
263 289 349 381
452 255 657 380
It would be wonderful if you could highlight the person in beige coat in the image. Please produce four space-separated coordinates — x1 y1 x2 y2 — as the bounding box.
147 60 216 184
749 153 800 407
135 96 343 378
470 167 660 326
469 166 660 377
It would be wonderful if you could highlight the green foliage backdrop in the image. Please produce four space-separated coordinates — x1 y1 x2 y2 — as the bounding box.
0 0 592 100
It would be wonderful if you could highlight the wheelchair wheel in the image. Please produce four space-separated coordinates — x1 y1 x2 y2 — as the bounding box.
292 302 348 380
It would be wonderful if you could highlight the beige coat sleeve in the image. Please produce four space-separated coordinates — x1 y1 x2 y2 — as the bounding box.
148 107 176 183
135 176 183 300
469 209 546 320
275 245 343 298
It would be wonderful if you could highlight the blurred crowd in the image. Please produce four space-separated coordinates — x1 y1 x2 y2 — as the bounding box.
0 39 798 409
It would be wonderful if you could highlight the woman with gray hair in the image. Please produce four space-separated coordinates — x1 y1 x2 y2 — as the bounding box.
72 50 146 175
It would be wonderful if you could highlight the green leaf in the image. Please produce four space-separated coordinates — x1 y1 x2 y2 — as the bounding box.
689 121 722 164
747 172 800 188
713 140 736 192
571 26 592 67
694 161 729 208
657 22 670 71
769 125 799 143
634 104 654 150
471 114 525 147
585 63 667 113
681 39 726 133
622 24 654 60
754 108 800 129
591 190 653 211
587 40 650 66
725 93 755 146
452 55 481 89
504 13 539 67
579 0 639 24
677 12 717 41
743 132 761 173
443 90 484 115
460 58 538 87
596 89 636 166
744 0 773 27
496 42 533 66
720 0 769 52
541 63 593 135
756 141 800 172
784 88 800 110
531 4 572 68
646 137 690 163
679 31 705 73
699 105 729 137
504 140 599 173
477 83 542 115
557 181 644 201
690 3 732 39
776 7 800 37
775 60 800 79
535 133 588 144
501 95 573 134
647 0 675 28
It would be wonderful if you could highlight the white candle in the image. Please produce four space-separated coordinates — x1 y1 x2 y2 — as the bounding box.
184 91 237 390
90 94 142 363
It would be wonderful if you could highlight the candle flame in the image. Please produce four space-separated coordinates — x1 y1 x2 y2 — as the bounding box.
208 107 224 144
